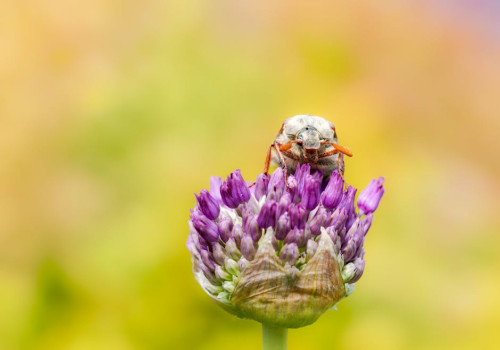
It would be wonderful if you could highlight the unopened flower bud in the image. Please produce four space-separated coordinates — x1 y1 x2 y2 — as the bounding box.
308 206 328 235
215 265 232 281
257 200 277 229
217 216 233 243
224 238 241 260
342 257 366 283
290 203 307 229
342 220 364 262
301 174 321 210
280 243 299 265
284 228 307 248
224 258 240 276
321 170 343 209
357 177 385 215
328 208 348 232
254 173 270 200
196 189 220 220
268 168 285 199
191 210 219 242
275 213 291 240
211 242 226 265
241 234 256 260
306 239 318 260
220 169 251 208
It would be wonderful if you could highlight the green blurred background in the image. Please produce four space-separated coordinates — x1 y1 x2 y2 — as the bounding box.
1 1 499 349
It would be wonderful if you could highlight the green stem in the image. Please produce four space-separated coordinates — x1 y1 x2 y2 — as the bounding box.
262 324 287 350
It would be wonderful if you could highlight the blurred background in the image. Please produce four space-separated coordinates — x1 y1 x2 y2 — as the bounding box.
1 0 499 349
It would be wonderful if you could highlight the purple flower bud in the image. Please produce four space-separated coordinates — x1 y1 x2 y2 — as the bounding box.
294 163 310 194
307 207 328 235
254 173 270 200
241 234 256 260
339 186 357 230
327 208 348 232
257 200 277 229
217 216 233 243
360 214 373 236
279 243 299 265
189 221 209 253
275 212 291 240
232 224 244 246
191 210 219 243
199 262 219 284
268 168 285 199
276 193 292 218
241 206 253 231
306 239 318 260
357 177 385 215
339 186 356 211
349 257 366 283
220 169 251 208
321 170 343 209
290 203 307 229
225 238 241 260
342 220 364 262
200 249 216 272
211 242 226 265
246 215 262 242
301 174 321 210
284 228 307 248
196 189 220 220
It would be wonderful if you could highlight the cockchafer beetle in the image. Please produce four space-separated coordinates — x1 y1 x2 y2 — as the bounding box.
264 115 353 180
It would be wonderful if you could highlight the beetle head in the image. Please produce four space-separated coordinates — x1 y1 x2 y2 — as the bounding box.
297 127 321 150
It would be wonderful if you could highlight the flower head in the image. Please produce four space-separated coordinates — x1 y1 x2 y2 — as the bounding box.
187 165 384 328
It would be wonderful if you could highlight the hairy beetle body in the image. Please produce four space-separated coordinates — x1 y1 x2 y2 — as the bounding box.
265 115 352 180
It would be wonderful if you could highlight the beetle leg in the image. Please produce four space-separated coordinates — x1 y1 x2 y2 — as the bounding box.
318 149 339 158
337 153 345 176
278 140 302 152
263 143 273 174
273 142 291 187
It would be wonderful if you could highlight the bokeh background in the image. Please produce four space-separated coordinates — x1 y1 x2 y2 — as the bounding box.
1 1 500 349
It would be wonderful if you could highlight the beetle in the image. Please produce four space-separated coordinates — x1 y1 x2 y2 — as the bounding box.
264 115 353 180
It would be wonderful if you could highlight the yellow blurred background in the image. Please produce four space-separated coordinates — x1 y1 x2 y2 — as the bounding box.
1 1 499 349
